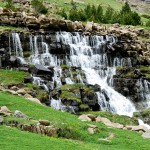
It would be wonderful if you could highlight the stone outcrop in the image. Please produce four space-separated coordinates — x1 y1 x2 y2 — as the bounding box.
20 124 58 137
0 106 12 116
14 110 29 119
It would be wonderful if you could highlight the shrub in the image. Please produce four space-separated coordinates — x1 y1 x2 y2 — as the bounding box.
31 0 48 14
145 19 150 27
5 0 15 11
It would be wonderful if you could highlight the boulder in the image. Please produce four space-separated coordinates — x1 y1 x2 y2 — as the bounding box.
20 124 58 137
14 110 28 119
24 76 33 83
0 7 3 14
78 114 92 122
17 89 26 95
85 22 93 32
96 116 112 125
87 124 99 134
27 97 41 104
24 93 33 99
96 116 124 128
0 106 11 113
131 125 149 132
10 86 19 91
31 64 52 75
7 90 18 95
88 127 94 134
142 131 150 139
87 114 96 121
39 120 50 126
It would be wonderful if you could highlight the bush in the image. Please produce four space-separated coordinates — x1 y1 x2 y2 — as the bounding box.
5 0 15 11
31 0 48 14
145 19 150 27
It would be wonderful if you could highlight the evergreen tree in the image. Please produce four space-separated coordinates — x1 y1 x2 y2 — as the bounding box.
31 0 48 14
121 2 131 14
60 9 68 19
96 5 103 23
131 11 141 25
5 0 15 11
103 6 114 23
84 4 91 18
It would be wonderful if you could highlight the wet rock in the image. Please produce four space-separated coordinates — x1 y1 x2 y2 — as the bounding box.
24 76 33 83
78 114 92 122
39 120 50 126
14 110 29 119
31 64 52 75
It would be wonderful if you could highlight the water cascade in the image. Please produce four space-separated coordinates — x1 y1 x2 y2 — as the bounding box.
9 31 150 117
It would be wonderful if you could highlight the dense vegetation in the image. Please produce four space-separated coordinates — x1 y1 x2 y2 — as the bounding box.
59 2 141 26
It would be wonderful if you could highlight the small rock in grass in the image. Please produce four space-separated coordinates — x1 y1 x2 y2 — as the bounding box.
39 120 50 126
14 110 28 119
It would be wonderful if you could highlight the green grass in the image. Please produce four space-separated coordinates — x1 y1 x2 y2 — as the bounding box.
0 92 150 150
46 0 123 11
0 69 29 86
0 26 27 33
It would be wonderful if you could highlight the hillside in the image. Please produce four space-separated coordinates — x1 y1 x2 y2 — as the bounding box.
0 91 150 150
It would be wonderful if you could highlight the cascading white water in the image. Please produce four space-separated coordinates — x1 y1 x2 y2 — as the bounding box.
11 33 23 57
136 79 150 107
56 32 136 116
33 76 49 92
12 32 150 117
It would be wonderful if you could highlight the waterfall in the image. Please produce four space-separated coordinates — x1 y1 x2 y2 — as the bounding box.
136 79 150 107
9 32 141 116
56 32 136 116
11 33 23 57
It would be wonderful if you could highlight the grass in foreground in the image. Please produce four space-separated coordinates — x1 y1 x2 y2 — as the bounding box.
0 92 150 150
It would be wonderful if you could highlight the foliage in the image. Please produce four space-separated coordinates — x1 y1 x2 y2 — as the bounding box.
31 0 48 14
62 2 141 26
145 19 150 27
5 0 15 11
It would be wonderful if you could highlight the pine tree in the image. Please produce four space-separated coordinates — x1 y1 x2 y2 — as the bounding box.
96 5 103 23
121 2 131 14
103 6 114 23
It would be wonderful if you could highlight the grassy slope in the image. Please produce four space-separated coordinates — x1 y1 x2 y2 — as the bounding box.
47 0 123 10
0 69 29 86
0 92 150 150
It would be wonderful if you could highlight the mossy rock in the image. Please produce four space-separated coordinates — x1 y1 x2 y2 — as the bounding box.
79 104 89 111
60 91 81 105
